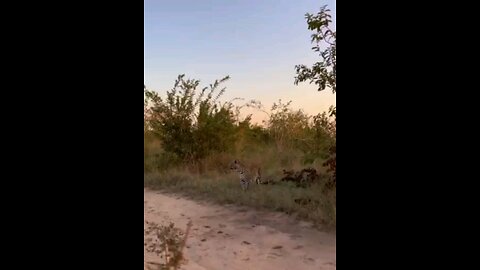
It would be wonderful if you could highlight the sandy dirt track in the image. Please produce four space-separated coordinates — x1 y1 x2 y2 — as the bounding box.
144 188 336 270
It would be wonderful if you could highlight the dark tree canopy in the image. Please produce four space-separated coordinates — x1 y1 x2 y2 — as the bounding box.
295 5 336 95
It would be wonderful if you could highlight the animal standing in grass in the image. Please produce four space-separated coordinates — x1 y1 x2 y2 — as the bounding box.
229 160 262 191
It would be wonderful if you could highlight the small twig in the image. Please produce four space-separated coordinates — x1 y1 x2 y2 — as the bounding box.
165 243 169 266
175 221 193 270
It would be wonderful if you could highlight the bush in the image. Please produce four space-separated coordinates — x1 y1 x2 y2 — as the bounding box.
145 75 237 162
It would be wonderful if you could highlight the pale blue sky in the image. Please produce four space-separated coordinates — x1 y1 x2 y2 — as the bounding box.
145 0 336 123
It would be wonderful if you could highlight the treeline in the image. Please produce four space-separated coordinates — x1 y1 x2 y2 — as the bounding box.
144 74 336 187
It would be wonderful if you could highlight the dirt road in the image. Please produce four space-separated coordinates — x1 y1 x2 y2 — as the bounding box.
144 189 336 270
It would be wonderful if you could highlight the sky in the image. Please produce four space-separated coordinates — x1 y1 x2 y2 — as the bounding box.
145 0 336 123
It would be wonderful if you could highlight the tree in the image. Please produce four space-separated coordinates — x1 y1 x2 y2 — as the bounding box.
295 5 336 187
295 5 336 96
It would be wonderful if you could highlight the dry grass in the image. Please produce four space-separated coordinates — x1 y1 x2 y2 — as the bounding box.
144 134 336 228
144 220 193 270
144 168 336 228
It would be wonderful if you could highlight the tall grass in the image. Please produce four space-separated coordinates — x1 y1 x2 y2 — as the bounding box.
144 134 336 227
